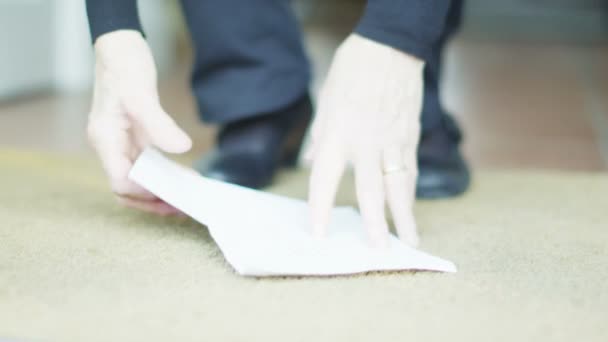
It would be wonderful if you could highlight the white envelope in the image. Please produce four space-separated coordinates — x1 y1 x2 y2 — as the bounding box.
129 148 457 276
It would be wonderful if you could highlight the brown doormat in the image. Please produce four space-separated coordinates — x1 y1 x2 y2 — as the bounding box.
0 149 606 342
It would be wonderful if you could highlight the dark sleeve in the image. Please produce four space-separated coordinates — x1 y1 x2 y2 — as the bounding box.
354 0 451 61
85 0 144 43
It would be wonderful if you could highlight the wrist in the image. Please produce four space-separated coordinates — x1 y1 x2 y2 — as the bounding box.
346 34 425 69
94 30 147 60
95 29 143 47
93 30 154 75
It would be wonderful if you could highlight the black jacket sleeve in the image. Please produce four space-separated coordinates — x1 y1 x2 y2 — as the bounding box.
85 0 450 60
85 0 143 43
354 0 452 61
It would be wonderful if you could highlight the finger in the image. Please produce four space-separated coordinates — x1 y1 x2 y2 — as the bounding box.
88 116 157 200
308 139 346 239
383 146 419 247
354 152 390 248
130 121 151 155
112 178 158 201
302 143 316 164
128 100 192 154
303 110 328 163
308 86 337 146
117 196 181 216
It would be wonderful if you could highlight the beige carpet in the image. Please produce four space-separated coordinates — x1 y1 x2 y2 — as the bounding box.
0 149 607 342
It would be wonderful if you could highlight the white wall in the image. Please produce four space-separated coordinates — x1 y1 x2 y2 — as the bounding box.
52 0 178 93
0 0 54 99
0 0 177 99
52 0 94 93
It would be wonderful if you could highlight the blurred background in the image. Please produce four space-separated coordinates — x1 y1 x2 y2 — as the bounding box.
1 0 608 171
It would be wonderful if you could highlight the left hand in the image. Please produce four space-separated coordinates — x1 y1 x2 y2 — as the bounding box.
307 34 424 247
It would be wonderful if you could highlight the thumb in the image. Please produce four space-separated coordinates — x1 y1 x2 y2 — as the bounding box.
132 100 192 154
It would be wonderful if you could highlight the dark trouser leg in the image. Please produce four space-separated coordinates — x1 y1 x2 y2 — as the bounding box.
421 0 464 133
180 0 312 188
417 0 470 199
180 0 311 124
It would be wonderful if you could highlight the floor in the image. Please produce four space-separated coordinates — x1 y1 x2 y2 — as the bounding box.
1 147 607 342
1 14 608 172
2 5 608 341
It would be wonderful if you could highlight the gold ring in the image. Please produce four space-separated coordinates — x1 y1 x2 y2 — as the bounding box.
383 165 406 175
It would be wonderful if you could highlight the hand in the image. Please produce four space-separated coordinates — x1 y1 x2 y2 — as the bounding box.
308 34 424 247
87 30 192 215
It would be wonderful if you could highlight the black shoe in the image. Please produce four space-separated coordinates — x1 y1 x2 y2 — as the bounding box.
416 115 470 199
196 95 312 189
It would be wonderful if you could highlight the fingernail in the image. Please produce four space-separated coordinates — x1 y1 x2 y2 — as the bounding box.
312 223 326 240
177 135 193 152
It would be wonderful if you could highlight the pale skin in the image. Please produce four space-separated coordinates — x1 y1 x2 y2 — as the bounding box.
307 34 423 247
88 30 423 246
88 30 191 215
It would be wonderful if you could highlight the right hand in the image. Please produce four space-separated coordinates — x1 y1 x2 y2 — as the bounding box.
87 30 192 215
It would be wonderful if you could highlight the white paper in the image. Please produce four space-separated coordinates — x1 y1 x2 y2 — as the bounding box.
129 148 457 276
